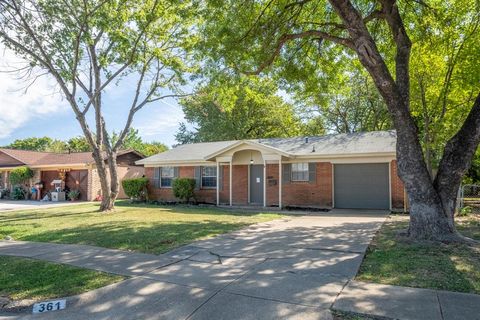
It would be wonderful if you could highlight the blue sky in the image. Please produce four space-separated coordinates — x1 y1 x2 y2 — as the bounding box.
0 47 187 148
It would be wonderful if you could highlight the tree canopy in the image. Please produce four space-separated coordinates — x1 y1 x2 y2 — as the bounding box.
4 128 167 156
112 128 168 156
175 76 319 144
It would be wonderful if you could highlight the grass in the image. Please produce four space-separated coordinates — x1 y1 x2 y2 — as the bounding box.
0 256 123 301
332 310 379 320
357 213 480 294
0 201 282 255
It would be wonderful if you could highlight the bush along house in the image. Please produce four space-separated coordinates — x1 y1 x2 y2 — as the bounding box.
136 131 406 211
0 149 144 201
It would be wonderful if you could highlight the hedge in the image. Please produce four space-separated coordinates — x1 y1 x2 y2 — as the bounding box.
172 178 196 203
121 177 149 201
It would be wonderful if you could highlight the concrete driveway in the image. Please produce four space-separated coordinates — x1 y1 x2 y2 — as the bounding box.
0 200 84 212
1 211 387 320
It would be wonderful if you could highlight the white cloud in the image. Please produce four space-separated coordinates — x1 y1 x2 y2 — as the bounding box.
0 47 66 139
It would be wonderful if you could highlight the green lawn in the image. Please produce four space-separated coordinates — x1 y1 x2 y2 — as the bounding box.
357 214 480 294
0 256 123 302
0 201 282 254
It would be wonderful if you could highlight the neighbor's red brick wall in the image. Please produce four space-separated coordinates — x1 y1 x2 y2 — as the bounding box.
390 160 405 210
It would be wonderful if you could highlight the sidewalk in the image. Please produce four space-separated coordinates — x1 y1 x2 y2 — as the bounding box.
333 280 480 320
0 200 86 212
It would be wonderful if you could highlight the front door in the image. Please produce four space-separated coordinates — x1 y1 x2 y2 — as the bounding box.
249 164 264 205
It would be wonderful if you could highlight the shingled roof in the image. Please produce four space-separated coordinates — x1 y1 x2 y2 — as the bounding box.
0 149 141 168
137 130 397 165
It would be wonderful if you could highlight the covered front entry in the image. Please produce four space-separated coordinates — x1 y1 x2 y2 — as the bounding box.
249 164 264 205
334 163 390 209
210 142 287 208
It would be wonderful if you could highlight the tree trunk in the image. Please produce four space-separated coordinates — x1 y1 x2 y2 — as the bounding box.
91 149 113 212
106 151 120 210
396 122 458 241
327 0 477 242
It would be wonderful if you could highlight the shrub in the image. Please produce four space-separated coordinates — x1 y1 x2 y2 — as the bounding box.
0 188 10 199
457 206 473 217
11 186 26 200
172 178 196 203
121 177 149 201
9 167 34 185
68 189 80 201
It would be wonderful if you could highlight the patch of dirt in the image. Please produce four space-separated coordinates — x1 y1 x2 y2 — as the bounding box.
0 296 35 314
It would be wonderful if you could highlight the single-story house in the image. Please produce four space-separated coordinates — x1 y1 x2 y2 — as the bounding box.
0 149 145 200
136 130 406 211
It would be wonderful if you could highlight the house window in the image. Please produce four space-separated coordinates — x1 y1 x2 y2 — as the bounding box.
161 166 174 188
201 166 217 188
291 163 309 181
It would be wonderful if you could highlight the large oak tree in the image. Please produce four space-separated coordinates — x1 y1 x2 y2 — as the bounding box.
202 0 480 241
0 0 196 210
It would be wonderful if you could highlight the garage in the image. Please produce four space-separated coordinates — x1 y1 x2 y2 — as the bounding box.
334 163 390 209
41 170 89 201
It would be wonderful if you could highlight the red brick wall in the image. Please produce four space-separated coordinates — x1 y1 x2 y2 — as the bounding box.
146 160 403 210
145 166 216 203
281 162 333 208
219 165 229 204
266 164 279 206
232 165 248 205
390 160 405 210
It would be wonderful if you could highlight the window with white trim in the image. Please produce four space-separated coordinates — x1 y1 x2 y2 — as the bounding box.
201 166 217 188
161 166 174 187
291 163 309 181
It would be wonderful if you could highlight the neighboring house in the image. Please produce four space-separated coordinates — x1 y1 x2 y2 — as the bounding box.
0 149 145 200
136 130 406 211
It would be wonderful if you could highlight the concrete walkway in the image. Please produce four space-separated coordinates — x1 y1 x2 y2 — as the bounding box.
333 280 480 320
0 200 86 212
0 213 386 319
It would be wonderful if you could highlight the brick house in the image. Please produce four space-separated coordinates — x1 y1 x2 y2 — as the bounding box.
0 149 144 200
137 131 406 211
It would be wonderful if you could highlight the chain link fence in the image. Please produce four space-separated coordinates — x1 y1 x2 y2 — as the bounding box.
457 184 480 214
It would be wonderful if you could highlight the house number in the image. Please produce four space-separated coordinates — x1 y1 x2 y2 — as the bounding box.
32 299 66 314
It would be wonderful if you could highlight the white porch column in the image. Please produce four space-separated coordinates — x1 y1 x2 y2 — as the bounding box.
229 160 233 206
279 158 282 209
216 161 220 206
263 159 267 207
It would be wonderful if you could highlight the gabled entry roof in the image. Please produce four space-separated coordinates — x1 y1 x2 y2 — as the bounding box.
137 130 397 166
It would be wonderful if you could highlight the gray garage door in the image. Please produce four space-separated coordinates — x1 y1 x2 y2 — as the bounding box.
334 163 390 209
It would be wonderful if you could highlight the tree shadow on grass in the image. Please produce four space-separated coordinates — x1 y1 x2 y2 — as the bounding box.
357 217 479 294
17 220 252 255
114 201 279 217
0 205 99 223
